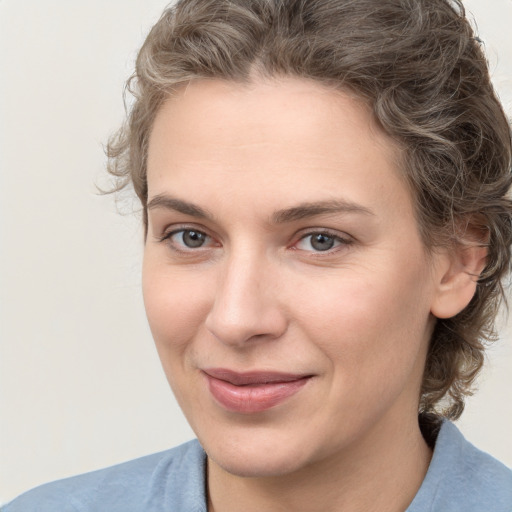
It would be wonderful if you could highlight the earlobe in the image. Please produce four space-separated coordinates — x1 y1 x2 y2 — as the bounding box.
430 243 488 319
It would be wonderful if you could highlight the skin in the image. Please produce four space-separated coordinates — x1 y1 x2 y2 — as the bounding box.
142 77 484 512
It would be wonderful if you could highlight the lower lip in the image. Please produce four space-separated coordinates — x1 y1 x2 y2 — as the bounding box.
204 374 311 413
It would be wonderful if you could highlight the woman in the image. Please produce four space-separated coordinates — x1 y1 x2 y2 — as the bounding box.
4 0 512 510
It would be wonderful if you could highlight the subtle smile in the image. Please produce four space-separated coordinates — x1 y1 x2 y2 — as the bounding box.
202 369 313 414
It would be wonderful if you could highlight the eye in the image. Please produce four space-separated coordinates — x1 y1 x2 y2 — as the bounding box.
295 232 351 252
165 229 213 249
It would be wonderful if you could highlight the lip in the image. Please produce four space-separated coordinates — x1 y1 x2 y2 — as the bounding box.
202 368 313 414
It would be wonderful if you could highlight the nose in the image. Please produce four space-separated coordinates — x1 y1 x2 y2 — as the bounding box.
204 251 288 347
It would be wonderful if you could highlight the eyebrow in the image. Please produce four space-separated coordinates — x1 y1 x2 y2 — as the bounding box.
147 194 214 219
146 194 374 224
271 200 374 224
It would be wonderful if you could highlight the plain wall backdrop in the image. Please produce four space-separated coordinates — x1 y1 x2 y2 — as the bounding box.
1 0 511 504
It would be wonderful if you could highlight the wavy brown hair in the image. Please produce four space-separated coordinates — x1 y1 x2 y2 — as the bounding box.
107 0 512 419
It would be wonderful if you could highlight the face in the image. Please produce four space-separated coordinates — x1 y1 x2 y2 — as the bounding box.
143 78 442 478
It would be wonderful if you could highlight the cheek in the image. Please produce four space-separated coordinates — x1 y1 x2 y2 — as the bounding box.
142 260 216 417
142 258 212 360
292 262 433 386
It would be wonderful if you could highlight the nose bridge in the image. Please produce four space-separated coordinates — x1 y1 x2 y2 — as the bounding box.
205 244 286 346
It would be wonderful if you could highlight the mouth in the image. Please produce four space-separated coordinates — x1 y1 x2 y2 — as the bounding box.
202 368 313 414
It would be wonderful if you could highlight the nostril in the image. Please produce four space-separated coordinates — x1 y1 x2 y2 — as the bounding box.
205 305 287 347
204 261 288 345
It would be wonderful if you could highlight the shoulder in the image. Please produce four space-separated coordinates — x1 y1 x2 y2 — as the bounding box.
408 421 512 512
1 439 207 512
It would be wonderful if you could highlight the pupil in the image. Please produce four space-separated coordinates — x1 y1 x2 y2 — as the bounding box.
183 230 205 248
311 234 334 251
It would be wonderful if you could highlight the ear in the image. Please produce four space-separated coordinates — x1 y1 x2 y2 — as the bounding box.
430 241 488 319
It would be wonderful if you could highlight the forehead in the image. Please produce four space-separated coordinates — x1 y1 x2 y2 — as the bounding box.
149 77 395 155
146 77 412 221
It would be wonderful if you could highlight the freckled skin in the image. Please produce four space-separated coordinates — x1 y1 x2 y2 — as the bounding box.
142 78 465 511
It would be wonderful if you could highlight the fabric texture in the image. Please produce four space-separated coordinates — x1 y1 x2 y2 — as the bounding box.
3 421 511 511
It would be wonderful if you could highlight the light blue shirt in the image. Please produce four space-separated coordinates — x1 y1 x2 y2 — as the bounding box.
3 421 511 511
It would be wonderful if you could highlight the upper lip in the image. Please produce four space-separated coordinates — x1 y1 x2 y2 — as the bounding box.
202 368 312 386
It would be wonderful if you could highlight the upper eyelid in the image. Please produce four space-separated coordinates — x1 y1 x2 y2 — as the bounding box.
156 224 353 247
158 223 212 240
291 229 354 254
294 227 353 242
159 228 218 253
166 228 210 241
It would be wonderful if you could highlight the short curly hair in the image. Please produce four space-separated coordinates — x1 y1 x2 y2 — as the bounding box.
107 0 512 419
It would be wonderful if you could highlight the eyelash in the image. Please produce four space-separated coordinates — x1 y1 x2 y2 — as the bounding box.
293 230 353 254
158 227 218 252
158 227 353 255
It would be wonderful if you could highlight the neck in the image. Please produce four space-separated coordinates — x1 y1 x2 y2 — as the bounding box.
207 413 432 512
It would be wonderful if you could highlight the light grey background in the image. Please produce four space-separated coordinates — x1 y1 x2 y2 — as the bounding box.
1 0 511 504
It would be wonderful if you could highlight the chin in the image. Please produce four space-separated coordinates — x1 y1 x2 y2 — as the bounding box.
209 449 308 478
202 429 316 478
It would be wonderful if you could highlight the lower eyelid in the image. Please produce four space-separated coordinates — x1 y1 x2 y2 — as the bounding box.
293 232 353 253
174 230 208 245
158 227 352 252
165 229 224 253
